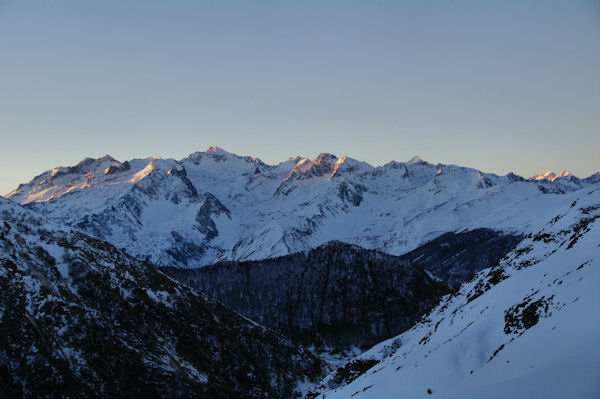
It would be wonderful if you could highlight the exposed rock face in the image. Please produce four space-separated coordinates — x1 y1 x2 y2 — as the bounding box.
163 241 449 351
0 198 329 399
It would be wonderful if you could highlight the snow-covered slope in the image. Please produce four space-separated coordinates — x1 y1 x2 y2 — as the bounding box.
0 196 329 398
7 147 600 267
310 187 600 399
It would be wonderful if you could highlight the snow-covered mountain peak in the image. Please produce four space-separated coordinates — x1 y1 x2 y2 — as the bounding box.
408 155 425 164
186 147 265 168
532 170 558 181
206 145 223 153
336 155 348 164
282 157 308 178
204 145 253 161
129 160 157 183
98 154 118 163
71 154 121 174
296 157 312 169
282 153 339 183
5 154 141 204
529 170 586 193
532 170 576 182
555 169 572 179
314 152 339 165
49 166 66 178
584 172 600 185
104 160 131 175
506 172 525 182
187 146 233 161
330 156 374 179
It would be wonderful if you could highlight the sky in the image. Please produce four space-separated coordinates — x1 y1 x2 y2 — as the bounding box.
0 0 599 195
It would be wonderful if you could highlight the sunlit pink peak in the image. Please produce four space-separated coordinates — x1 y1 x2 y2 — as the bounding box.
129 160 157 183
408 156 424 164
206 145 226 153
293 158 313 173
334 155 348 166
329 156 352 179
329 155 374 179
555 170 572 179
532 171 557 181
531 170 577 182
282 154 340 182
50 167 68 177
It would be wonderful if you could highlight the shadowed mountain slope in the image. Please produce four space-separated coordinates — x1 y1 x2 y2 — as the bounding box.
0 197 329 399
163 241 449 351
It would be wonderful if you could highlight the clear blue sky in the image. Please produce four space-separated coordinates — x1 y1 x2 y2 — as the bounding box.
1 0 599 195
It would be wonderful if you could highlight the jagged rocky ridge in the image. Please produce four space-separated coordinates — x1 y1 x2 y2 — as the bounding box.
309 187 600 399
0 197 329 399
163 241 450 352
7 147 599 268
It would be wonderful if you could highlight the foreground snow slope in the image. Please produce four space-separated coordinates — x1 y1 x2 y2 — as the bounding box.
7 147 599 267
312 187 600 399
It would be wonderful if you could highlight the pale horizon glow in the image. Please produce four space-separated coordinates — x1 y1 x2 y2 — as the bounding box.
1 0 599 196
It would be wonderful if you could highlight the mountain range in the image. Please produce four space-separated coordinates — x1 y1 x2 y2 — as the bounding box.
2 148 599 398
7 147 599 269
